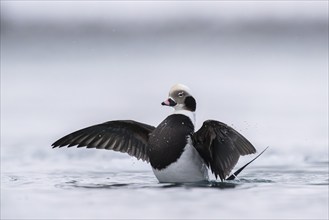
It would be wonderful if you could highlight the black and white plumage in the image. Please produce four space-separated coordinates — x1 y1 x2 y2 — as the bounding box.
52 84 257 183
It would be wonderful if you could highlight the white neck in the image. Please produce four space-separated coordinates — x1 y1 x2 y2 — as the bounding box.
172 109 196 127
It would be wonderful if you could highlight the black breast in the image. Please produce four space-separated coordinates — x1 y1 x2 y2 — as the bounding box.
148 114 194 170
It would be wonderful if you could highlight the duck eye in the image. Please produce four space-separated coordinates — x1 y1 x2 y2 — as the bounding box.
178 92 184 97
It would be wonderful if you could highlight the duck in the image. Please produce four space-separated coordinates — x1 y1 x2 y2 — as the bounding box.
52 84 257 183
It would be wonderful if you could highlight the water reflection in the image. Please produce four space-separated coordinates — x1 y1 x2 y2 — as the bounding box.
57 178 244 190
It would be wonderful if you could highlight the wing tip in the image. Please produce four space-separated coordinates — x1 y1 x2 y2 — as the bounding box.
51 143 65 148
51 141 70 149
51 142 59 148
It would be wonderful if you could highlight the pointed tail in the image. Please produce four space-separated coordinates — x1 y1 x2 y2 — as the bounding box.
226 147 269 180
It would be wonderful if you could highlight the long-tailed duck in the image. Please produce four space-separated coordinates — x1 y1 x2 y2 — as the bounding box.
52 84 257 183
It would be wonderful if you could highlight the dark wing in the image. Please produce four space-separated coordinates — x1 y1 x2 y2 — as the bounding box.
52 120 155 162
192 120 256 181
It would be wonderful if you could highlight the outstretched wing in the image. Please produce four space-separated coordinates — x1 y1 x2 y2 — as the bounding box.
52 120 155 162
192 120 256 181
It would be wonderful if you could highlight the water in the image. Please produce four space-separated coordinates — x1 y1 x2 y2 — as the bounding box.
1 2 328 219
1 160 328 219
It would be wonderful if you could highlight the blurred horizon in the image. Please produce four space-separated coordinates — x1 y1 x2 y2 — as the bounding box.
2 2 327 37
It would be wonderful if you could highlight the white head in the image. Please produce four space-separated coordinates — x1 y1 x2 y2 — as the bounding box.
161 84 196 112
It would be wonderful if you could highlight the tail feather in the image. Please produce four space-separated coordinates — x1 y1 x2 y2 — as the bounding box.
226 147 269 181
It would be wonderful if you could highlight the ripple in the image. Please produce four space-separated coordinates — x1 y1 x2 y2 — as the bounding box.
152 181 240 189
238 178 275 183
50 170 282 190
73 183 130 189
56 179 242 190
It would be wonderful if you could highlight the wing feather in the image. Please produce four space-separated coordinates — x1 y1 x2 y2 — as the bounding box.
193 120 256 180
52 120 155 162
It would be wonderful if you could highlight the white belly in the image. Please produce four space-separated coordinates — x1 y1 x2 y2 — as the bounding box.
152 140 209 183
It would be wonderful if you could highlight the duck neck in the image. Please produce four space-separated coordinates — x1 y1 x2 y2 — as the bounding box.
172 108 196 127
